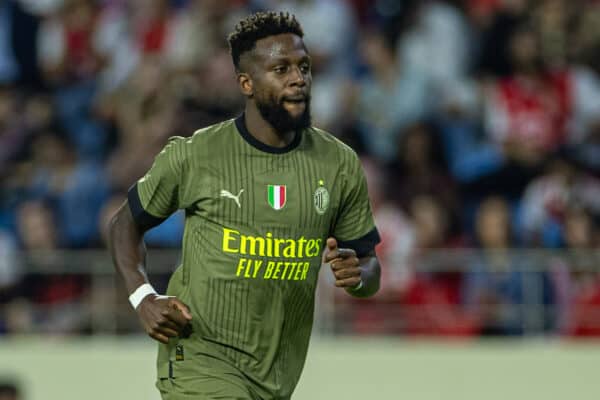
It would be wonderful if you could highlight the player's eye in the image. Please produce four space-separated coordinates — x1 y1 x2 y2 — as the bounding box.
274 66 287 74
300 63 311 74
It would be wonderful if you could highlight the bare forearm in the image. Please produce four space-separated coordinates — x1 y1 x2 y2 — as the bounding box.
108 202 149 294
346 256 380 298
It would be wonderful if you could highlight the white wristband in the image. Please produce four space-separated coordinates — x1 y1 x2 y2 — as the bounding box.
129 283 157 309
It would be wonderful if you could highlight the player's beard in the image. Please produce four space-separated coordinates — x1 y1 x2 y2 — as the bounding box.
255 94 312 134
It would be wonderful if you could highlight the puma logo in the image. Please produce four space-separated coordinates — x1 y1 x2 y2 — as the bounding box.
220 189 244 208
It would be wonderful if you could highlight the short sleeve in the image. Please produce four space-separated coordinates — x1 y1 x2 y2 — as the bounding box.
331 153 380 257
128 137 185 230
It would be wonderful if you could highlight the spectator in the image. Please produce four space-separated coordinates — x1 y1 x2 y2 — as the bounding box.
363 157 416 296
551 206 600 336
14 200 89 334
519 153 600 247
0 0 20 85
567 46 600 174
37 0 111 158
345 157 416 334
0 0 41 87
0 230 20 303
401 194 475 336
0 86 28 173
351 28 429 161
99 56 178 192
397 0 472 89
473 0 529 77
463 196 554 335
37 0 106 84
484 24 572 163
530 0 574 70
435 86 507 189
0 229 21 334
27 132 109 247
388 122 459 221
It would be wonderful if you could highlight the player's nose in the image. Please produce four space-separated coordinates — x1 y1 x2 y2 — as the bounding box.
288 66 306 87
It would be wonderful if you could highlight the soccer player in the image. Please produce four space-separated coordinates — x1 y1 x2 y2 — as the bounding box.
109 11 381 400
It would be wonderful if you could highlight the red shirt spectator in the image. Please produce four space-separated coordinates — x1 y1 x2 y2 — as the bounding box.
488 71 572 152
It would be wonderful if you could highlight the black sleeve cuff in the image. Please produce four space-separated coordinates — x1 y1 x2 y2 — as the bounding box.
127 183 168 232
338 228 381 258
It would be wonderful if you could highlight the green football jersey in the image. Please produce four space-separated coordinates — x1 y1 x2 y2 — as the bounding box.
128 115 380 399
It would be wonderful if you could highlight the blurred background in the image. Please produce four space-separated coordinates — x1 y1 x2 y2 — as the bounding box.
1 0 600 399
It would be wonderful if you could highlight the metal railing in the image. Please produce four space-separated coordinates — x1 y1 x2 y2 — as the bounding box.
2 248 600 337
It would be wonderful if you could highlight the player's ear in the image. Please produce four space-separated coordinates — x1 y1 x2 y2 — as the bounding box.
237 72 253 97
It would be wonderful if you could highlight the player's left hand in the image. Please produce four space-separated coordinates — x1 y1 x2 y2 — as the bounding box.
324 237 362 289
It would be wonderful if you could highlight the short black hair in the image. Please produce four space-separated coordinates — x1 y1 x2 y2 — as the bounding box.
228 11 304 71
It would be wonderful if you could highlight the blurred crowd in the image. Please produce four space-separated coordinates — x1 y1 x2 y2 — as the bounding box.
1 0 600 337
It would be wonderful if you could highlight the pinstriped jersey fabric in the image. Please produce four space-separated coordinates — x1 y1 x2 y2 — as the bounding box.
134 117 378 399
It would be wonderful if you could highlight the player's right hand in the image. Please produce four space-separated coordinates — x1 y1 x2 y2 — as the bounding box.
137 295 193 344
323 237 362 289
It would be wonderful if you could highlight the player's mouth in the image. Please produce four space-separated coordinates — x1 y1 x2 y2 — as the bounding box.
283 96 306 103
282 96 307 113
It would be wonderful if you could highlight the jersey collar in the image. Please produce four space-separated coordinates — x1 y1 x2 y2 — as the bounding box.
234 113 303 154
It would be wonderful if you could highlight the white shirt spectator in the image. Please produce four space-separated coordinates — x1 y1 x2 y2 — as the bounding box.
397 1 471 87
567 66 600 144
520 170 600 239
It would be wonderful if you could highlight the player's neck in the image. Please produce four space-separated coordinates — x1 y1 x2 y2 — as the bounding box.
244 103 296 148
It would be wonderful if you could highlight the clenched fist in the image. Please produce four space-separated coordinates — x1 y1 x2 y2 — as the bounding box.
323 237 362 289
137 295 193 344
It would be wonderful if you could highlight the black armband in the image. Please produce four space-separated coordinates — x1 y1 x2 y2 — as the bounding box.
338 228 381 258
127 183 168 232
